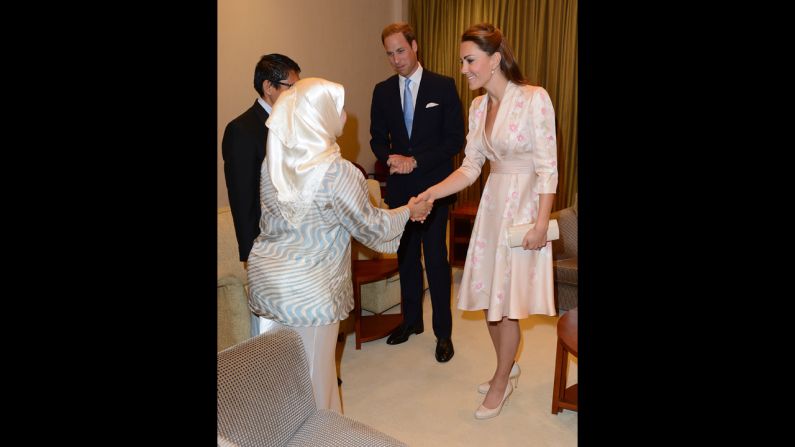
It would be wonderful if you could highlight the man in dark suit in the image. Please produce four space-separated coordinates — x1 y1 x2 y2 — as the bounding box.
222 54 300 267
370 22 465 363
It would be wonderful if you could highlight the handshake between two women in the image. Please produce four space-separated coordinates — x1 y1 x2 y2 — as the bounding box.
406 195 433 223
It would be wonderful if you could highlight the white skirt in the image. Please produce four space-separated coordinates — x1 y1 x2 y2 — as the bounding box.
258 317 342 413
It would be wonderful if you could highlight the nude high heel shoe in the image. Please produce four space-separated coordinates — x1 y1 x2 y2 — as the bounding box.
477 362 521 394
474 382 513 420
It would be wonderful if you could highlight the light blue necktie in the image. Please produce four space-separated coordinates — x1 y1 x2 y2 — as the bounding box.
403 78 413 138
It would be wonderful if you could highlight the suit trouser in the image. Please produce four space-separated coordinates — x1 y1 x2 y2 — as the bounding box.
397 203 452 339
258 317 342 413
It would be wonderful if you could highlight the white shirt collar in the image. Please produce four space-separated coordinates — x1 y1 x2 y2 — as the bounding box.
257 97 272 115
399 63 423 88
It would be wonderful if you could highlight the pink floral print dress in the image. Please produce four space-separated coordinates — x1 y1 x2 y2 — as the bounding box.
455 82 559 320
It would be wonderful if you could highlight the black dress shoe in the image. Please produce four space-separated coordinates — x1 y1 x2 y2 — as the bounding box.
435 338 454 362
386 321 424 345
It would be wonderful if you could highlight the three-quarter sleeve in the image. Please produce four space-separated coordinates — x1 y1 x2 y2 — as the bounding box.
333 162 410 253
455 97 487 186
530 88 558 194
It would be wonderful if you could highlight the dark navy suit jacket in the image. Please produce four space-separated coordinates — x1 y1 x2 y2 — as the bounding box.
369 70 465 207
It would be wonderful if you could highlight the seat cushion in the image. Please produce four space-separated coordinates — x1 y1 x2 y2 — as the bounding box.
287 410 406 447
553 257 578 286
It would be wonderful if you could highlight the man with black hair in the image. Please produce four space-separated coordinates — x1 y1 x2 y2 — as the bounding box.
223 53 301 267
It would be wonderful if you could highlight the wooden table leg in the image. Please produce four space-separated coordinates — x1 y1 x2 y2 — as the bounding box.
353 279 362 350
551 337 565 413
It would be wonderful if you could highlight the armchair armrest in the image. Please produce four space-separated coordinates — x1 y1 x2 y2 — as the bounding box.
550 205 577 260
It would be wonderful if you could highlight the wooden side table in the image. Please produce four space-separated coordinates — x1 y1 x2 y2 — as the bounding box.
448 202 479 267
351 259 403 349
551 307 578 413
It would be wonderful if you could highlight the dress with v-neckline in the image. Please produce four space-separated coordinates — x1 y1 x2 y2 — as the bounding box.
481 92 508 156
455 82 559 320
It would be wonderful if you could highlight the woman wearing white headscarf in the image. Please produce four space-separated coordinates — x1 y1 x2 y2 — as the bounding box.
247 77 431 413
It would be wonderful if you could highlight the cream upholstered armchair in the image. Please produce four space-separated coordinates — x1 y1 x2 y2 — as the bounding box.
217 328 407 447
217 207 253 351
550 196 578 311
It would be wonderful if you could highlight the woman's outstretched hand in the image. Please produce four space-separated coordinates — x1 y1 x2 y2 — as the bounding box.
416 189 433 203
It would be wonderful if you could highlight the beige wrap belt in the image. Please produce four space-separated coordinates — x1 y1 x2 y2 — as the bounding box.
490 160 533 174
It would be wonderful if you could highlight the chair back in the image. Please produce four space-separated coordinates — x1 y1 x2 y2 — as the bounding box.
217 329 316 446
365 178 385 209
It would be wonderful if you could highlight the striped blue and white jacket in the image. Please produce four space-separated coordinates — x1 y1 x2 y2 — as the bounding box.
248 159 410 326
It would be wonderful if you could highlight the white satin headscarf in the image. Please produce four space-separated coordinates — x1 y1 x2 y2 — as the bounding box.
266 78 345 226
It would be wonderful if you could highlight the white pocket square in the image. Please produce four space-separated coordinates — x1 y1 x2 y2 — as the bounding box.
425 102 439 108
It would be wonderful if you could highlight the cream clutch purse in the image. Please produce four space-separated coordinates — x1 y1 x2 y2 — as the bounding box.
507 219 559 247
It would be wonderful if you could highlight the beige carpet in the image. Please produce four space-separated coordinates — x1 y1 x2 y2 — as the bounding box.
336 267 577 447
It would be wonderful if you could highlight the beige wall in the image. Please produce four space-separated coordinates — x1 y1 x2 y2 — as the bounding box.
218 0 408 207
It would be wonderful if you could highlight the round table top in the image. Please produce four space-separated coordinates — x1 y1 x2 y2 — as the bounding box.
557 307 578 355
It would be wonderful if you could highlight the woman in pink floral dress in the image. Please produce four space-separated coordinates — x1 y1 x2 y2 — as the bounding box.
418 23 558 420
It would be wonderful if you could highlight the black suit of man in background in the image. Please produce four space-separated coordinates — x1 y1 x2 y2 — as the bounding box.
222 54 300 264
